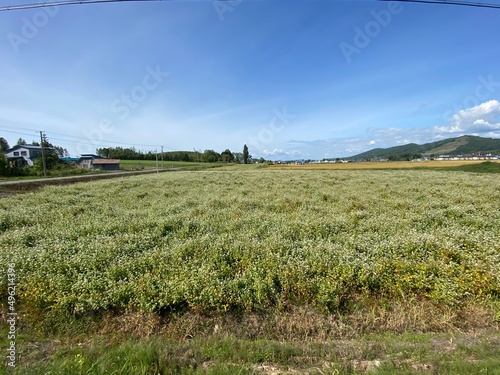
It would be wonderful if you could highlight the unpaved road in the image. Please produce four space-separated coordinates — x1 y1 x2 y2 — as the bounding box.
0 168 180 196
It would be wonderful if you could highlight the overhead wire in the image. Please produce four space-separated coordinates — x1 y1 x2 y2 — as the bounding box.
0 128 40 138
0 125 40 134
379 0 500 10
0 125 175 151
46 130 174 149
0 0 172 12
1 0 500 12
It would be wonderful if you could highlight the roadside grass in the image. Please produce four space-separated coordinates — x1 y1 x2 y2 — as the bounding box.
0 167 102 183
11 328 500 374
0 175 42 182
8 301 500 373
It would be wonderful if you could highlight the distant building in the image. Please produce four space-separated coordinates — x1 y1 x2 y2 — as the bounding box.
436 153 498 161
4 145 53 167
61 154 120 171
78 154 103 169
91 159 120 171
60 157 81 163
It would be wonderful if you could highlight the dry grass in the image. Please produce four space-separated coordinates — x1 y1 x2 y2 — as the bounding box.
93 301 498 342
13 302 500 374
268 160 500 170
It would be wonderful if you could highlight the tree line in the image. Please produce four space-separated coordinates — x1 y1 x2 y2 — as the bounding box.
96 147 251 163
387 153 423 161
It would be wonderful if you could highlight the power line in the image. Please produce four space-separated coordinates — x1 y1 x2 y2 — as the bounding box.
0 128 39 138
0 0 173 12
47 130 169 148
47 132 176 150
0 125 40 134
378 0 500 10
0 124 156 147
0 126 175 151
1 0 500 12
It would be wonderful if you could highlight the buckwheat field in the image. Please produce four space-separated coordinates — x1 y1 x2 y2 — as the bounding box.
1 169 498 319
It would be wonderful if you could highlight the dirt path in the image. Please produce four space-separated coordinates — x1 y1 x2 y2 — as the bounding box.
0 168 180 196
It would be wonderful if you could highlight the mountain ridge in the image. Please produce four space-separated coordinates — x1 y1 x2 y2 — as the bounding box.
347 136 500 160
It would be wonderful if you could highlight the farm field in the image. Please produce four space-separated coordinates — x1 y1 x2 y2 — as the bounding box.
1 168 499 373
269 159 500 170
119 160 220 170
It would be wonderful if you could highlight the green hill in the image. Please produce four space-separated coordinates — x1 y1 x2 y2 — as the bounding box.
349 136 500 160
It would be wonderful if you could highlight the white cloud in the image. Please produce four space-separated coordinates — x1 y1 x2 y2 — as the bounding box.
261 148 284 156
258 148 304 160
267 100 500 160
435 100 500 134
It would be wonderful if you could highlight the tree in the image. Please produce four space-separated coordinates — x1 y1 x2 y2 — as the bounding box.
40 132 52 148
221 149 234 163
203 149 221 163
232 152 243 163
97 147 111 158
38 134 67 157
17 138 27 146
53 146 69 158
0 153 7 176
33 152 60 175
243 144 249 164
0 137 9 152
258 157 265 163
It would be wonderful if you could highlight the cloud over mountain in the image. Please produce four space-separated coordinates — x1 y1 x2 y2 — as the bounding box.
267 101 500 159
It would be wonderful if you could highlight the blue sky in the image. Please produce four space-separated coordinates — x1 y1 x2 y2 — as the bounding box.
1 0 500 160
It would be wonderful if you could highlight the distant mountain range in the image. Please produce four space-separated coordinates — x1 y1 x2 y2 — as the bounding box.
348 136 500 160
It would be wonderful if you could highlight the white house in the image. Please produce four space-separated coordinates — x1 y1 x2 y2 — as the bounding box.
4 145 52 167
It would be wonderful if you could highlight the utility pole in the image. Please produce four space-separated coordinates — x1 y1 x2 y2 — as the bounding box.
155 149 159 173
161 146 164 170
39 131 47 177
